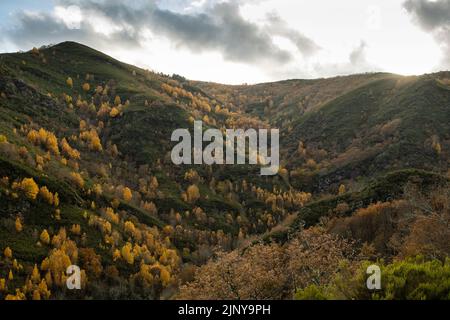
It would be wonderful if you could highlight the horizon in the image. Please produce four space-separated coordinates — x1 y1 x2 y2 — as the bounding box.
0 0 449 84
3 40 449 86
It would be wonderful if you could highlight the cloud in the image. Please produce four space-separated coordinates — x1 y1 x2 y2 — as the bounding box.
265 13 320 57
150 2 293 64
403 0 450 68
1 0 320 66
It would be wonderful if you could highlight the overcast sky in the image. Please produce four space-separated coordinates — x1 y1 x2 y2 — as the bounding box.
0 0 448 84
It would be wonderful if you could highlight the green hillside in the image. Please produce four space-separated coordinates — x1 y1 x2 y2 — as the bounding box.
0 42 449 300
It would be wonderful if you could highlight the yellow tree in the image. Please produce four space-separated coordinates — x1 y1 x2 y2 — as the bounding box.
186 184 200 203
66 77 73 88
39 186 54 205
114 95 121 106
31 264 41 283
82 83 90 92
110 107 120 118
40 230 50 245
4 247 12 259
123 187 133 202
15 217 23 233
20 178 39 200
338 184 346 195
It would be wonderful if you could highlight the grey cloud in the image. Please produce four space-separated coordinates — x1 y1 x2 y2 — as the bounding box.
403 0 450 69
150 2 292 63
6 9 141 50
403 0 450 31
3 0 320 66
265 13 320 57
349 41 368 65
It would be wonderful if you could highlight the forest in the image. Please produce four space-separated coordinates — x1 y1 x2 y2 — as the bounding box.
0 42 449 300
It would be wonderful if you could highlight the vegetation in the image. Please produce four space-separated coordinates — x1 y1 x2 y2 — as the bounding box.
0 42 448 300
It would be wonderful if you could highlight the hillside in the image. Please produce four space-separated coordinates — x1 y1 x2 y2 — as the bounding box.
0 42 449 300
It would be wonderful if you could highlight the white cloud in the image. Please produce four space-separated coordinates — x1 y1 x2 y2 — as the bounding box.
0 0 446 83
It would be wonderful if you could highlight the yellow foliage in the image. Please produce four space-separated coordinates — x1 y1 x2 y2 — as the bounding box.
0 278 6 291
186 184 200 203
82 83 90 92
31 264 41 283
15 217 23 233
109 107 120 118
27 128 60 155
69 172 85 189
123 187 132 202
121 243 135 265
338 184 346 195
60 138 80 160
93 184 103 196
39 186 54 205
66 77 73 88
79 129 102 151
20 178 39 200
53 193 60 207
4 247 12 259
40 229 50 245
105 207 119 224
70 224 81 235
32 290 41 300
0 134 7 143
112 249 121 262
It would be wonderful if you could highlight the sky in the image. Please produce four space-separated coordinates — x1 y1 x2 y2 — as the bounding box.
0 0 448 84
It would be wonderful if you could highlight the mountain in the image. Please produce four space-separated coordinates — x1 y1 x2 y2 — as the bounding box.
0 42 449 300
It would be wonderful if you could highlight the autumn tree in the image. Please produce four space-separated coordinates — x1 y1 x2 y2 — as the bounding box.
39 186 54 205
4 247 12 259
82 83 90 92
122 187 133 202
15 217 23 233
19 178 39 200
186 184 200 203
338 184 346 195
66 77 73 88
114 95 121 106
40 229 50 245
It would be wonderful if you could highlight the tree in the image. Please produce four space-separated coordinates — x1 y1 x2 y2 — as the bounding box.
66 77 73 88
82 83 90 92
123 187 133 202
40 230 50 245
186 184 200 203
110 107 120 118
31 264 41 283
15 217 23 233
39 186 54 205
114 95 121 106
53 193 60 207
4 247 12 259
338 184 346 195
60 138 80 160
20 178 39 200
69 172 85 189
178 243 288 299
121 243 134 265
32 290 41 300
79 248 103 279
